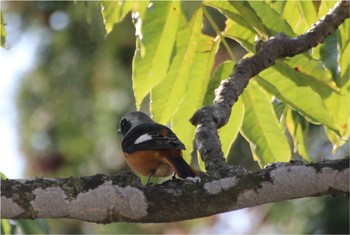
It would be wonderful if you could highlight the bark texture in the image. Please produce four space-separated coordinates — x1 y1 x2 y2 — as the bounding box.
2 159 349 223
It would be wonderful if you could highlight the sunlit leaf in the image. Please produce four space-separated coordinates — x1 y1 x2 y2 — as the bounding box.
204 0 265 45
283 54 338 92
248 1 296 37
241 80 291 167
257 62 338 132
203 61 235 106
224 19 255 52
1 219 12 235
317 0 337 18
101 1 134 35
220 99 244 158
338 19 350 88
285 109 311 162
229 1 269 39
282 1 319 35
172 35 218 167
202 61 244 157
151 9 203 124
132 1 181 109
323 19 349 149
312 33 338 80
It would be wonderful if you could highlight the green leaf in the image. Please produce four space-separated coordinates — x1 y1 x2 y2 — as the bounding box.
101 1 134 35
18 219 50 234
283 54 338 92
317 0 337 18
205 0 264 49
203 61 244 157
172 35 218 167
151 8 203 124
132 1 181 109
229 1 269 39
248 1 296 37
285 109 311 162
1 172 7 179
280 1 318 35
312 33 338 80
241 80 291 166
219 98 244 157
323 19 349 147
338 19 349 88
1 219 12 235
1 11 6 48
203 61 235 106
256 61 338 132
224 19 255 52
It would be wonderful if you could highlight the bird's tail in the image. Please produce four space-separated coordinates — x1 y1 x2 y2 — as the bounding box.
165 151 199 178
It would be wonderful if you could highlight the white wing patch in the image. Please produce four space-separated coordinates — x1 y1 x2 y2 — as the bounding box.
134 134 153 144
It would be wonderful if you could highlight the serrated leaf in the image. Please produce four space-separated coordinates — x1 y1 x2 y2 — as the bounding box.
151 9 203 124
241 80 291 167
172 35 218 168
101 1 134 35
285 109 311 162
132 1 180 109
257 62 338 132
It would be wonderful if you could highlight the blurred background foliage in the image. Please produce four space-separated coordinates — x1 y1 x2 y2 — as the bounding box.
1 1 348 234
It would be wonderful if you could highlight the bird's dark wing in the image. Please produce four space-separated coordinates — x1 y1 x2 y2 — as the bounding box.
121 123 186 153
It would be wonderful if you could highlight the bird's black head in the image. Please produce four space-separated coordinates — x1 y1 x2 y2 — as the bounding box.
118 111 153 137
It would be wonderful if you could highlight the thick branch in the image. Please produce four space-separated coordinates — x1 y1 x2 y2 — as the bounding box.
2 159 349 223
190 0 350 174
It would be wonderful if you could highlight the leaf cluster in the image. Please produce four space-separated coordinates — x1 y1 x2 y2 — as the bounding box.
101 0 349 168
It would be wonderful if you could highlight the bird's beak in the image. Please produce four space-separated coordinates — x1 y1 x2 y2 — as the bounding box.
116 129 122 134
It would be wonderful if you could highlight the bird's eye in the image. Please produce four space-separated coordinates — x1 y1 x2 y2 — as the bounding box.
120 119 132 136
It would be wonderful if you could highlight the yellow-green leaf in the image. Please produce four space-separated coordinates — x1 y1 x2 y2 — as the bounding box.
285 109 311 162
172 35 217 167
219 98 244 158
257 61 338 132
1 11 6 48
132 1 180 109
101 1 134 35
241 80 291 167
151 9 203 124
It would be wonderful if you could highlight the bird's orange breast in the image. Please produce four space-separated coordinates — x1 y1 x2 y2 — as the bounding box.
123 150 181 177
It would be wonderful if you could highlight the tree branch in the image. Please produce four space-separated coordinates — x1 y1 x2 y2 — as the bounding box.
2 159 349 223
190 0 350 174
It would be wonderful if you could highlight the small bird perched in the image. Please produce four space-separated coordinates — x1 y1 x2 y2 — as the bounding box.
118 111 198 185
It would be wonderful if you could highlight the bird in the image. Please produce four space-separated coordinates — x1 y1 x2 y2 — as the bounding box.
117 111 198 185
